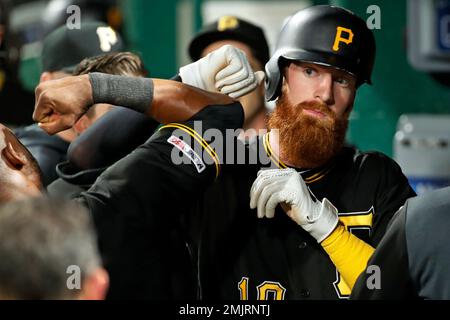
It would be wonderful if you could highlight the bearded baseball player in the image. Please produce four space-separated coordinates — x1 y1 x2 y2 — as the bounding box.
190 5 415 299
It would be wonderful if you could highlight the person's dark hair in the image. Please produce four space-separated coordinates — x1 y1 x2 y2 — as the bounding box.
0 197 101 299
73 51 147 77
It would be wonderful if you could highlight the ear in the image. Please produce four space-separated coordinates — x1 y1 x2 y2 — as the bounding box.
79 267 109 300
73 115 90 135
40 72 52 83
2 142 26 170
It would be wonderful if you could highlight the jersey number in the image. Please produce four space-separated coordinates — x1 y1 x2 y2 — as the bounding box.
238 277 286 300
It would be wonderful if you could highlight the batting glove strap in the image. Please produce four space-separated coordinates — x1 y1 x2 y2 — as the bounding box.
302 198 339 243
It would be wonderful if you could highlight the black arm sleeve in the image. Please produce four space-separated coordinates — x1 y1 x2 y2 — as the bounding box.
68 107 159 171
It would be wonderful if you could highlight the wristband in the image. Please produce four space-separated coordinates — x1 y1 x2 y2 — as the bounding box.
89 72 154 114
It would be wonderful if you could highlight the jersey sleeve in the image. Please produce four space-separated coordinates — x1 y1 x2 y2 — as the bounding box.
76 101 243 247
75 101 243 298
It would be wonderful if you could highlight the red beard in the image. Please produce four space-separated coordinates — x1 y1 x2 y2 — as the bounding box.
267 92 348 169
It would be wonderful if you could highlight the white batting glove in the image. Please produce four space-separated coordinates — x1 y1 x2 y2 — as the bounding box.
249 168 339 243
179 44 265 99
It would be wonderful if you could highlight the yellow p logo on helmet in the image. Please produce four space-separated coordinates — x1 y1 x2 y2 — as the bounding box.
332 26 354 51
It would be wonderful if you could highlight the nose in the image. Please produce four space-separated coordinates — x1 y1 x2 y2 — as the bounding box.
314 74 335 106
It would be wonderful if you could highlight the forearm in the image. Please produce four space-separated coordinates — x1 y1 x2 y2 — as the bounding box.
89 73 233 123
321 223 375 290
151 79 233 123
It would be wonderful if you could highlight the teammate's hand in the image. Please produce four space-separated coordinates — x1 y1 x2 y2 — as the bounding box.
33 74 94 135
249 168 339 242
179 44 265 99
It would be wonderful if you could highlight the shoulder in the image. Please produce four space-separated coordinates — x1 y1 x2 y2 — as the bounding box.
56 161 107 187
337 146 406 178
189 102 245 129
47 178 85 200
406 186 450 214
335 146 415 202
350 147 400 168
405 187 450 227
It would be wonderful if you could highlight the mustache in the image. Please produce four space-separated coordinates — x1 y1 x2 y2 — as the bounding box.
293 100 335 119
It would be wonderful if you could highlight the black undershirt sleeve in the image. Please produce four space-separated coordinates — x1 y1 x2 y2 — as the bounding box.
68 107 158 171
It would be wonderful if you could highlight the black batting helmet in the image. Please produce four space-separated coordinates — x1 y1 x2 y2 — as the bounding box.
265 5 376 101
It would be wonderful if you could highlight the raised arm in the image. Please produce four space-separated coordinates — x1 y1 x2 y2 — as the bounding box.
33 75 233 134
33 45 264 135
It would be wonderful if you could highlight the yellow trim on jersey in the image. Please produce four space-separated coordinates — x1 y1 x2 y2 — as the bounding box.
263 133 287 169
304 164 335 184
159 123 220 178
175 122 221 167
321 224 375 291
